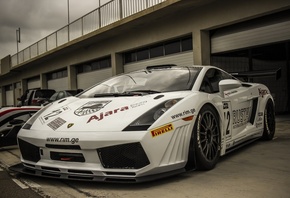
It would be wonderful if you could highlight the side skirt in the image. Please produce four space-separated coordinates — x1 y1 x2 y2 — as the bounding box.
225 137 260 154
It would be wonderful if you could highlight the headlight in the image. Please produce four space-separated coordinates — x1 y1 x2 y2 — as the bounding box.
123 98 181 131
22 103 52 130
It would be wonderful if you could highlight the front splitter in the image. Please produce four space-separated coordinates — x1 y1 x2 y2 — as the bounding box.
9 163 186 183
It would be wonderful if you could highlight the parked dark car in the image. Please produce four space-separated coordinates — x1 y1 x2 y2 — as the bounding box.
18 89 56 106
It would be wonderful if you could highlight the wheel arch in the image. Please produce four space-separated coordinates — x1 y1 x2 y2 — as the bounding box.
257 95 275 126
261 95 275 111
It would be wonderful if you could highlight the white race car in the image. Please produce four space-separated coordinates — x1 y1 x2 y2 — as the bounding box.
11 65 276 182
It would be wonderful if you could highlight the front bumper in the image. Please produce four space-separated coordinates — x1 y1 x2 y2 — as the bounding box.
12 121 193 182
18 139 150 169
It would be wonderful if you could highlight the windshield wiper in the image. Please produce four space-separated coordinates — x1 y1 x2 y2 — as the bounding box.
93 90 160 97
93 92 142 98
128 90 161 94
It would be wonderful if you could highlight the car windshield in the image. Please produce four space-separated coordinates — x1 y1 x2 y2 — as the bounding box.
79 66 201 98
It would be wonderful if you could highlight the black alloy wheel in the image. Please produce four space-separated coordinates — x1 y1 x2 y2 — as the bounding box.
194 105 221 170
262 99 276 140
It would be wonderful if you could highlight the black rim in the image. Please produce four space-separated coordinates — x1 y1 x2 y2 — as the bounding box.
266 102 275 133
198 111 220 161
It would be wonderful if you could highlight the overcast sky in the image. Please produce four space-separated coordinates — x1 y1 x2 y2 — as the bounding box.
0 0 110 60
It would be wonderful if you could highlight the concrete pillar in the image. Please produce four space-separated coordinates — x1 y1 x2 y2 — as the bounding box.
193 30 211 65
111 53 124 76
68 65 77 90
40 73 48 89
0 86 5 107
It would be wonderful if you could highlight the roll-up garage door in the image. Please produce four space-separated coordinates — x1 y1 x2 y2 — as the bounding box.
77 68 112 90
27 77 40 89
5 90 13 106
124 52 194 73
211 20 290 53
48 77 68 91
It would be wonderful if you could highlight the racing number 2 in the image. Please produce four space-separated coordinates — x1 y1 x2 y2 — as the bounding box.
224 111 230 135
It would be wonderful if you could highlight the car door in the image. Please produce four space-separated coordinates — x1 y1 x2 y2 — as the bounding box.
218 76 253 147
200 68 252 145
223 85 252 142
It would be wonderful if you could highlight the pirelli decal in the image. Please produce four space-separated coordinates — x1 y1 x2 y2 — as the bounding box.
151 124 174 138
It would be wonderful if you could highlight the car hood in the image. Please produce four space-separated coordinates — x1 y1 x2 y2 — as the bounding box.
30 92 191 132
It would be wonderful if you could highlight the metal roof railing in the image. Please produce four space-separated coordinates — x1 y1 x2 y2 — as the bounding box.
11 0 166 67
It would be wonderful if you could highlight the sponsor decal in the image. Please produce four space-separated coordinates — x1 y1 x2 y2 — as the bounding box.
67 123 74 128
47 117 66 131
40 106 70 124
258 88 268 98
256 122 262 128
151 124 174 138
74 101 111 116
226 142 231 149
224 90 238 97
232 107 250 129
256 112 263 127
87 106 129 123
46 137 79 144
223 102 229 109
171 108 195 119
130 101 147 108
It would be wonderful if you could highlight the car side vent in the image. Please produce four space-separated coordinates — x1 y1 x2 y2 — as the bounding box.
58 99 67 103
250 98 258 124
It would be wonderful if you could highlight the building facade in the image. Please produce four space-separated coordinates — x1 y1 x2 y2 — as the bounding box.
0 0 290 113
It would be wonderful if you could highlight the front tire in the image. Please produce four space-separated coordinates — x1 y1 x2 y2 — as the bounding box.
194 105 221 170
262 99 275 140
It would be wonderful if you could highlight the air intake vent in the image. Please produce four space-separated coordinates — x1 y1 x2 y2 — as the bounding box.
50 152 85 162
97 142 150 169
18 139 41 162
46 144 81 150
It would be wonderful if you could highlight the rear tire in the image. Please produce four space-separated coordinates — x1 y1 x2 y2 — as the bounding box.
193 105 221 170
262 99 275 140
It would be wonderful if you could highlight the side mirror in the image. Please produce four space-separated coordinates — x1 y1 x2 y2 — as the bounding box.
219 79 241 97
7 119 25 127
9 119 25 125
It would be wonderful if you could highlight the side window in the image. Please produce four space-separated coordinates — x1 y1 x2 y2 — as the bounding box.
221 71 234 80
200 77 212 93
35 90 42 98
200 69 224 93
